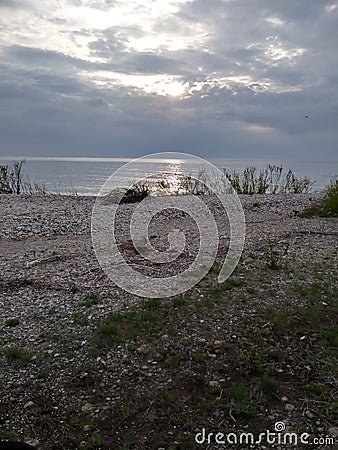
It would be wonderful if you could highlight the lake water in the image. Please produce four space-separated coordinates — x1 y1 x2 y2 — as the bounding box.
0 155 337 195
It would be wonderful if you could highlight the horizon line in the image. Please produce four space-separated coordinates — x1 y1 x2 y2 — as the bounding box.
0 155 337 164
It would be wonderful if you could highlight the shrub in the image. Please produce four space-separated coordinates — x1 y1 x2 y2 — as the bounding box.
176 169 212 195
0 160 47 195
120 181 151 204
300 178 338 217
321 179 338 216
223 165 313 194
0 161 25 194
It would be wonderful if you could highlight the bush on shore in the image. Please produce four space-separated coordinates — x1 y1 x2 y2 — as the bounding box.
0 160 25 194
0 160 47 195
300 179 338 217
222 165 313 195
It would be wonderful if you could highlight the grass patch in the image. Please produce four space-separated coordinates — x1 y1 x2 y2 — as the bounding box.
229 382 256 418
4 318 20 327
265 239 289 270
171 296 187 308
73 312 89 326
207 278 245 298
69 283 78 294
81 292 100 307
260 372 280 395
96 307 163 345
3 346 31 363
165 354 181 367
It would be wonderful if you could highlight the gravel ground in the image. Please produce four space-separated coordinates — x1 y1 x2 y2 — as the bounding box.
0 193 337 450
0 193 323 239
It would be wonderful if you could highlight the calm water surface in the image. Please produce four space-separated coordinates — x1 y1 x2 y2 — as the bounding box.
0 156 336 195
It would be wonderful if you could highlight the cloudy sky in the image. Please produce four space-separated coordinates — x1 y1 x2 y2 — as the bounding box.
0 0 337 160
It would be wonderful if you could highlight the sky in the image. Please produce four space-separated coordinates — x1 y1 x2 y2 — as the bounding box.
0 0 337 160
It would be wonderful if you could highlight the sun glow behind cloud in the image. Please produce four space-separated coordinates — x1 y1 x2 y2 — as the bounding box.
0 0 307 99
82 71 189 97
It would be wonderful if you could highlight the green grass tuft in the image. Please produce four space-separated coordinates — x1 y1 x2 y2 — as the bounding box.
3 346 31 362
4 318 20 327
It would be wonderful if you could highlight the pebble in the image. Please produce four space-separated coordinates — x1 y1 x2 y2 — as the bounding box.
285 403 295 412
81 403 93 413
6 192 319 240
328 427 338 437
24 401 34 409
137 344 151 354
25 440 39 448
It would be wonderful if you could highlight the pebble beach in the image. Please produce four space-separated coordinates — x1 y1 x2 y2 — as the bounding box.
0 193 337 449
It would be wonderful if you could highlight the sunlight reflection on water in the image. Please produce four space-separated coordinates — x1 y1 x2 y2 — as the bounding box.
0 156 336 195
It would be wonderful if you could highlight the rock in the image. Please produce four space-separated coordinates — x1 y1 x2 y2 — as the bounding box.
83 425 91 432
209 380 219 387
136 344 151 354
26 439 40 448
285 403 295 412
24 401 34 409
81 402 93 413
328 427 338 437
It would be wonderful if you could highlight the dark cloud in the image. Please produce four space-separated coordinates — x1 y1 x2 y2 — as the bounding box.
4 45 87 70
